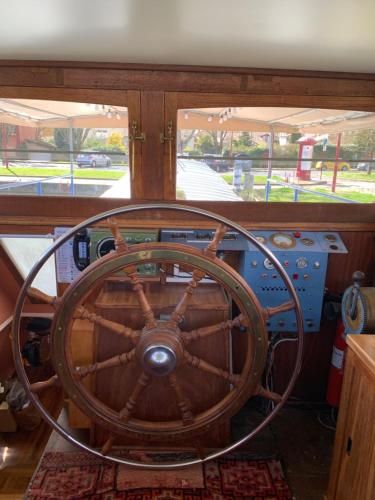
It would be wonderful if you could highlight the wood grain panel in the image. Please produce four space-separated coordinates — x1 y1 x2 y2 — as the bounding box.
174 92 375 112
138 91 165 200
327 337 375 500
0 61 374 97
1 197 375 228
63 68 243 92
0 86 128 105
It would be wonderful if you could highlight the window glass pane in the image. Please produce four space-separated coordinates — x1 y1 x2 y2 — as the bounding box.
0 99 130 198
176 107 375 203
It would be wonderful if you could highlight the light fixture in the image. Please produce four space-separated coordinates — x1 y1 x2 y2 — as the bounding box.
208 115 213 122
219 117 223 124
184 111 189 120
116 113 121 120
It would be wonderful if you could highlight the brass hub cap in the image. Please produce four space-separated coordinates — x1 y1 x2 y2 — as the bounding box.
136 323 184 377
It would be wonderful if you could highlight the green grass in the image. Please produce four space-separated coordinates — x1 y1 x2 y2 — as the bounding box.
0 166 125 180
254 187 375 203
320 171 375 182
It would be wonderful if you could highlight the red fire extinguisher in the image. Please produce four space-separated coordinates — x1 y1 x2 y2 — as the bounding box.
326 320 347 407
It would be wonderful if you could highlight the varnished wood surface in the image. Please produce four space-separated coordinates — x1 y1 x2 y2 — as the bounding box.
347 334 375 376
0 61 375 97
1 197 375 231
327 336 375 500
0 388 63 497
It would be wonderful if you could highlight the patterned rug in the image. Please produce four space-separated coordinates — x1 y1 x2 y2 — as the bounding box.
27 451 293 499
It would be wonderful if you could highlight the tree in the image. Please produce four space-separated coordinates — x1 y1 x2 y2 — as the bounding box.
195 133 216 154
236 131 253 148
177 129 197 154
106 132 126 152
53 128 91 153
351 129 375 174
207 130 228 154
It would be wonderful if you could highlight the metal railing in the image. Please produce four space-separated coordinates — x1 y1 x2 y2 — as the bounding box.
0 174 74 195
265 178 360 203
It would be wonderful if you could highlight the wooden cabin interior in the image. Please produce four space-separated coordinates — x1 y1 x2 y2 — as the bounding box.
0 1 374 499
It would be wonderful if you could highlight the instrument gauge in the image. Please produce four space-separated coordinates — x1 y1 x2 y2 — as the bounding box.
324 234 337 242
255 235 267 245
296 257 308 269
301 237 314 246
263 258 274 270
270 232 296 249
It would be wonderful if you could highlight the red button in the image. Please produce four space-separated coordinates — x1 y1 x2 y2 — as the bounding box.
292 273 299 280
294 231 301 238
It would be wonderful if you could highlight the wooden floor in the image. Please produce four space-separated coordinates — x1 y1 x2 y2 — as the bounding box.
0 388 62 498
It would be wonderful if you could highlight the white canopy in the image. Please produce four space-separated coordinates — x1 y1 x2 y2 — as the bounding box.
178 107 375 134
0 98 128 128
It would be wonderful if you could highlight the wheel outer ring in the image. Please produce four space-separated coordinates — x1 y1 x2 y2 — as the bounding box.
12 203 304 469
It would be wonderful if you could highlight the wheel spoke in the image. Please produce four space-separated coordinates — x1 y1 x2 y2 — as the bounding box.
263 301 295 318
170 224 228 325
107 217 157 328
107 217 129 252
256 385 282 403
184 351 241 386
75 349 136 379
168 373 194 425
170 267 206 324
101 435 115 456
203 223 228 258
181 314 246 344
30 374 59 393
73 305 140 343
119 372 150 422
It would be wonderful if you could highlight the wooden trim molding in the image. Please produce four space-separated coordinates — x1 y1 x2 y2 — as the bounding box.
0 196 374 231
0 60 375 98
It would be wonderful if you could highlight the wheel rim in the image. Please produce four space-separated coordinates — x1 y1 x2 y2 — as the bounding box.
12 203 304 469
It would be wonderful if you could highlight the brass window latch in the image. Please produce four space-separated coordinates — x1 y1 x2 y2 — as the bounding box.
160 121 173 143
129 121 145 143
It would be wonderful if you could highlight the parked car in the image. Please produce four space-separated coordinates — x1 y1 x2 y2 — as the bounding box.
203 154 230 172
356 162 369 171
314 160 350 171
76 152 112 168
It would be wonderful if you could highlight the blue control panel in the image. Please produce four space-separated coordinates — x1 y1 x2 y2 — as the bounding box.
161 229 347 333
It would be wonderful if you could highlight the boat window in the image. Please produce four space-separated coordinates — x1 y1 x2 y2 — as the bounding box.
0 99 130 199
176 107 375 204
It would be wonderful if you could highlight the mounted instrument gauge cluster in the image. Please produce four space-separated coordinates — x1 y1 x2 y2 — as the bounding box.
240 230 348 333
163 228 348 333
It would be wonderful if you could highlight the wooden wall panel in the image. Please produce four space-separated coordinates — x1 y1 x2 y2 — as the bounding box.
0 61 374 98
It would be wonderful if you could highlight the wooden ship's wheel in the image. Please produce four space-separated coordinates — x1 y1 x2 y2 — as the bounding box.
12 204 303 468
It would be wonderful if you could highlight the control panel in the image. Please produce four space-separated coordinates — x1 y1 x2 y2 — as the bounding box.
73 228 159 277
161 229 347 333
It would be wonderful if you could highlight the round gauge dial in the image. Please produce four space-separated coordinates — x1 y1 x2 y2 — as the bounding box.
270 232 296 249
324 234 337 242
296 257 308 269
301 237 314 246
96 237 115 257
255 235 267 245
263 258 274 270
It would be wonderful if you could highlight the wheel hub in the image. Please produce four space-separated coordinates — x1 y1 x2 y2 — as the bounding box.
136 322 184 376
